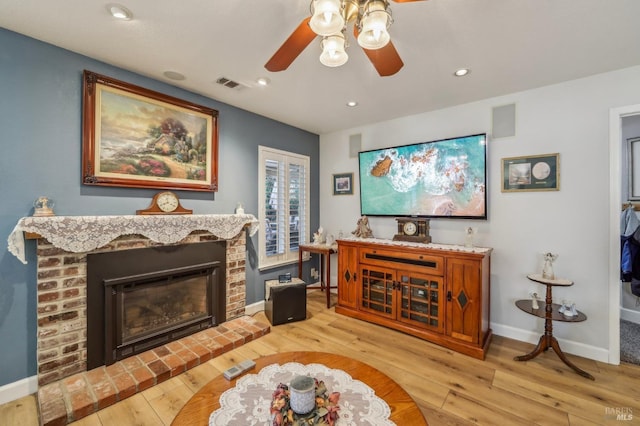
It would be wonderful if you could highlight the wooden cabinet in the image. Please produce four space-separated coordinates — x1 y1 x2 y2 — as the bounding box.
336 239 492 359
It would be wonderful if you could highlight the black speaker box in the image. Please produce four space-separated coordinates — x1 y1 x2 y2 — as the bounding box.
265 281 307 326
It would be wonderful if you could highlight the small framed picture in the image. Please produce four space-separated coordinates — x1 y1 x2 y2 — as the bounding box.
333 172 354 195
501 153 559 192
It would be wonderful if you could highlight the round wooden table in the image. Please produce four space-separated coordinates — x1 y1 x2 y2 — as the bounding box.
172 351 427 425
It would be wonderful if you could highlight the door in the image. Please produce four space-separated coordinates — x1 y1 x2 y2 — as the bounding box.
397 270 444 333
337 244 358 309
359 265 395 319
446 258 481 344
617 112 640 364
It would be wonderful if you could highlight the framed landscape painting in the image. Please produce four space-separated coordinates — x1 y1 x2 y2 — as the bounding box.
82 70 219 192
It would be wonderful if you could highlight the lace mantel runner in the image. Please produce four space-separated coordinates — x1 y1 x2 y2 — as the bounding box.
210 362 395 426
7 214 259 264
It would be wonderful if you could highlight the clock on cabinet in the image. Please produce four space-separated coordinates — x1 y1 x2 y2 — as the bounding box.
136 191 193 215
393 217 431 243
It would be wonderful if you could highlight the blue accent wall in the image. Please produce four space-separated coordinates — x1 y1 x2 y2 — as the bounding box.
0 28 319 387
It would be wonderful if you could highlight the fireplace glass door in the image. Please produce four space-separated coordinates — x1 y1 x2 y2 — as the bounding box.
119 272 210 345
104 263 220 364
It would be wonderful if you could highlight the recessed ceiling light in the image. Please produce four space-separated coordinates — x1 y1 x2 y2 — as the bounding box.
256 77 271 86
454 68 470 77
346 101 358 107
163 71 186 81
107 4 133 20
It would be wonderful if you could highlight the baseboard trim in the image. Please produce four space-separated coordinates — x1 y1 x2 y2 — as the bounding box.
245 300 265 316
621 307 640 324
492 322 609 363
0 375 37 405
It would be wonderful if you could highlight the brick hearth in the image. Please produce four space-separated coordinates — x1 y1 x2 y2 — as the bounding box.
38 315 270 426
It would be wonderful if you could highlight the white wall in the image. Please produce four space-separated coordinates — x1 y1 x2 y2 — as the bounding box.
319 65 640 362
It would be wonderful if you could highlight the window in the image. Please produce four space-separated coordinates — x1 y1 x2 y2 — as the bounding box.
258 146 310 269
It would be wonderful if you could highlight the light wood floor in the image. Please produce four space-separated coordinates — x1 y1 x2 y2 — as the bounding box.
2 291 639 425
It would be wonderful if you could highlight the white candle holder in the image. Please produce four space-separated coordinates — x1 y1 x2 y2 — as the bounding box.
289 375 316 414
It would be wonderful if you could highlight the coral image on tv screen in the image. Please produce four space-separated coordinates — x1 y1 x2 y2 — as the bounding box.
359 134 487 219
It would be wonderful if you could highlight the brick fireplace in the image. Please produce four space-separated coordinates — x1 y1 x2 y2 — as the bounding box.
35 230 248 387
6 215 269 424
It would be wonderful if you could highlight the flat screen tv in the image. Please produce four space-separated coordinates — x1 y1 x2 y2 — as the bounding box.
358 133 487 219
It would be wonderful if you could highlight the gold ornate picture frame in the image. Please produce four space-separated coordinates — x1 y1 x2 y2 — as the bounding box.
82 70 219 192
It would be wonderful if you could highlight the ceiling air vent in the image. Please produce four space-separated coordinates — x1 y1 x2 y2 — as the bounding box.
216 77 243 89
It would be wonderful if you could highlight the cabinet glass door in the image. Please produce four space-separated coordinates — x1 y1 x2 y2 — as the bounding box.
398 272 444 332
360 267 394 318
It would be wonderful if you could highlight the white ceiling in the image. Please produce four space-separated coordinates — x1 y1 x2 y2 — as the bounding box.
1 0 640 135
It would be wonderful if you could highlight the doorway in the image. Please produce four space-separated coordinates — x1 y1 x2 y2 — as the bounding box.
609 104 640 365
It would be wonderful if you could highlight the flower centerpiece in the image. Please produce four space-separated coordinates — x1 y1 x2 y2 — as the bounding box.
270 378 340 425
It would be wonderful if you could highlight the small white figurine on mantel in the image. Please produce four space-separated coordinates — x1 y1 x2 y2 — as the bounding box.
235 202 245 215
33 196 55 217
542 252 558 279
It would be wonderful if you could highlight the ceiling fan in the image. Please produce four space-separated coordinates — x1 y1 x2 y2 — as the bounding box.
265 0 426 77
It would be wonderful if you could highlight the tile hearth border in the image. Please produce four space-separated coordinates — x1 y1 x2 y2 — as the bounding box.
37 316 270 426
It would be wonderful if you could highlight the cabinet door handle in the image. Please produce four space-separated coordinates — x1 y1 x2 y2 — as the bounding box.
447 291 452 301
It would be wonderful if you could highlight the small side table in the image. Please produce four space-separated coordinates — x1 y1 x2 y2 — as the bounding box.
298 243 337 308
514 273 595 380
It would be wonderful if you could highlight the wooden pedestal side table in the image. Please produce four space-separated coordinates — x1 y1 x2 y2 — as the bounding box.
298 243 337 308
514 273 595 380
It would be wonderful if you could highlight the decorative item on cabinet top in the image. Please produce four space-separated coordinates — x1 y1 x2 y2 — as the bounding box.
351 216 373 238
392 217 431 243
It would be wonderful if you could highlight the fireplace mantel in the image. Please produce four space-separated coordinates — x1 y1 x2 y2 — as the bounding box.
8 214 259 264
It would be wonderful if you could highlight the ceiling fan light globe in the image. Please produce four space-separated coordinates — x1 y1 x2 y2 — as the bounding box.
310 0 345 36
320 34 348 67
357 27 390 49
357 1 391 49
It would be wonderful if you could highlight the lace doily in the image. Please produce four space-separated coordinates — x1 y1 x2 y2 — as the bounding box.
210 362 395 426
337 236 492 254
7 214 259 264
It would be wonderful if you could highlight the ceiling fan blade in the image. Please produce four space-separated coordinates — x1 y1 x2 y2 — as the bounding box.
353 26 404 76
361 42 404 76
265 17 316 72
